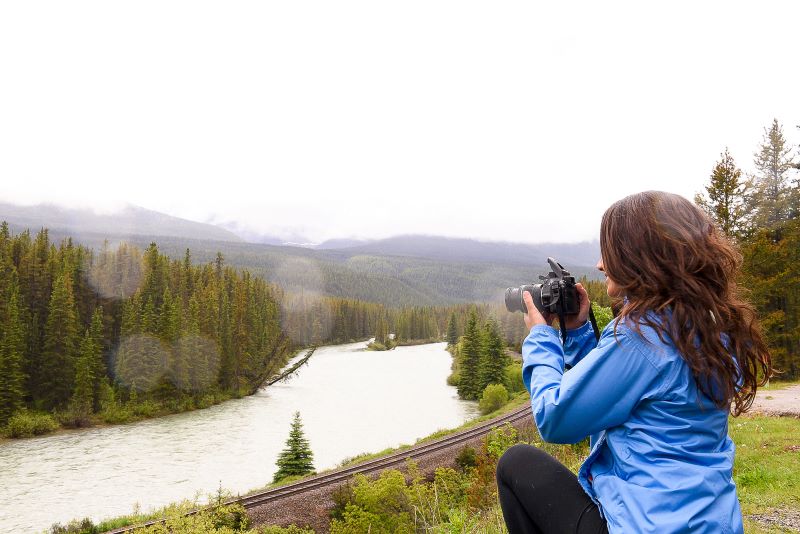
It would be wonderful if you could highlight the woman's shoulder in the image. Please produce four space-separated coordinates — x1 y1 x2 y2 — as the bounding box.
603 312 682 370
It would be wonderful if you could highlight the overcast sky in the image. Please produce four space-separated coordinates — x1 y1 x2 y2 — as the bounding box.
0 1 798 244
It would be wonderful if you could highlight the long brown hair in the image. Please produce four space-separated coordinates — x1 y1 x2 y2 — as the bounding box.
600 191 771 415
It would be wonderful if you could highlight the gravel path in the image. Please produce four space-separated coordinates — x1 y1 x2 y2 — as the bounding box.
750 384 800 417
747 509 800 532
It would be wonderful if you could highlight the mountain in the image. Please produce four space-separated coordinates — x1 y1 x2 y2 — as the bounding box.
0 202 242 243
213 220 315 247
313 238 373 250
330 235 600 268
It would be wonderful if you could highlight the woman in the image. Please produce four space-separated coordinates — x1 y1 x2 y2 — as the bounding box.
496 191 771 534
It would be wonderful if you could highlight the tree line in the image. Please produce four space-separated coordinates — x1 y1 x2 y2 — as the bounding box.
695 119 800 378
0 229 300 427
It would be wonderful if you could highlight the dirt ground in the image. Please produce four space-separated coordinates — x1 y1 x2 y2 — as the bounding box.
748 509 800 532
750 384 800 417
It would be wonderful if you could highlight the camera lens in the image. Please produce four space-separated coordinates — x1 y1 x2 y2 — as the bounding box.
504 287 524 313
505 285 538 314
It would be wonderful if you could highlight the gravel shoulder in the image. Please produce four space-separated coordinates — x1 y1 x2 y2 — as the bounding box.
750 384 800 417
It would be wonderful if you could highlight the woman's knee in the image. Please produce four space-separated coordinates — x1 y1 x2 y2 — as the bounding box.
496 443 549 483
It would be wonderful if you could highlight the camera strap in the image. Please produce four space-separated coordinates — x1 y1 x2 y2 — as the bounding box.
588 306 601 341
557 309 568 343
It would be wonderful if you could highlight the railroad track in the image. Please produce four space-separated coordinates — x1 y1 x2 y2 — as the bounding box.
106 404 532 533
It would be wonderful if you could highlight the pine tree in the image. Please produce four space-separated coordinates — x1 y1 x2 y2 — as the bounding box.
41 272 80 409
87 307 106 411
69 329 96 425
446 313 458 345
374 314 388 346
182 295 216 392
273 411 315 482
142 243 166 308
740 218 800 378
750 119 795 229
0 277 26 425
695 148 748 239
457 311 482 400
478 319 508 391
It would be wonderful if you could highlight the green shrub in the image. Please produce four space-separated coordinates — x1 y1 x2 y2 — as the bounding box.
504 363 525 394
48 517 98 533
7 411 59 438
179 396 194 412
455 446 478 471
196 394 216 409
330 482 356 520
258 526 314 534
478 384 509 415
131 399 161 418
592 303 613 332
329 471 414 533
99 403 134 424
57 406 93 429
485 424 518 459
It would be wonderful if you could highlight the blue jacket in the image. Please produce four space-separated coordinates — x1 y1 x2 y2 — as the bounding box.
522 317 743 534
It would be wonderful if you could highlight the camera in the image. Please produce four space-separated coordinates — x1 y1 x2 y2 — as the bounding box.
505 257 579 317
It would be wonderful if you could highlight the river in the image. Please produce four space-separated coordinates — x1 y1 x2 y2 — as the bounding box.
0 340 478 534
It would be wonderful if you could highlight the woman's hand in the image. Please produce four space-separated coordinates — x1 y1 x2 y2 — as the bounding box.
522 291 552 329
522 283 591 331
566 283 591 330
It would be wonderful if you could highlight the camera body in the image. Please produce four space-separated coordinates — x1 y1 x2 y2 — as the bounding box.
505 257 579 317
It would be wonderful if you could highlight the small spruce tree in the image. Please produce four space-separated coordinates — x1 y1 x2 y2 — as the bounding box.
374 314 388 346
694 148 748 239
273 411 315 483
0 278 26 425
69 329 96 425
41 273 80 409
478 320 508 392
750 119 795 229
446 313 458 345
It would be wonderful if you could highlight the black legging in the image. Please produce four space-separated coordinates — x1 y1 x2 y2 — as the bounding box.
496 444 609 534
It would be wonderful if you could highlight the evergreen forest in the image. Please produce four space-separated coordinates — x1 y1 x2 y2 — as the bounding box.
695 119 800 378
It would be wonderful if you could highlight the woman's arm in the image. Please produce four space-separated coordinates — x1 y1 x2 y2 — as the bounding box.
563 321 597 368
522 322 666 444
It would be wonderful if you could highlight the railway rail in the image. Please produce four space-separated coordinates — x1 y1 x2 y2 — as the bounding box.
106 404 533 533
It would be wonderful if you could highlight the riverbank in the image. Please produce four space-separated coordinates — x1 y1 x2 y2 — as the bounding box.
1 332 392 444
0 343 322 443
366 337 443 351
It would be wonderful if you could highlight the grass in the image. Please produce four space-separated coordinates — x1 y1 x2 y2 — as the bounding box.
730 414 800 532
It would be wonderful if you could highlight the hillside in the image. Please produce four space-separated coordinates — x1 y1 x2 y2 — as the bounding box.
0 202 242 244
330 234 600 267
49 233 599 307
